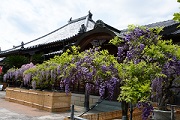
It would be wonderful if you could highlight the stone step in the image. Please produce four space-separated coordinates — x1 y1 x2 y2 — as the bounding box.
92 100 122 112
99 100 122 106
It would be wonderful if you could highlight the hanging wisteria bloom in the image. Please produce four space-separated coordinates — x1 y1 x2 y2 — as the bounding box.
59 47 120 99
4 62 35 87
110 25 180 119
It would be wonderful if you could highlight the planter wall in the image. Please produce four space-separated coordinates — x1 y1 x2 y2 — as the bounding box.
64 108 142 120
5 87 71 112
153 109 172 120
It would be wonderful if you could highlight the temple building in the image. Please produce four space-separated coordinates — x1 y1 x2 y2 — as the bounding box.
0 12 180 108
0 12 180 64
0 12 120 63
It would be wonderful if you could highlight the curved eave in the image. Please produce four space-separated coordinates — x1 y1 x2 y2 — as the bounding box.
0 33 81 57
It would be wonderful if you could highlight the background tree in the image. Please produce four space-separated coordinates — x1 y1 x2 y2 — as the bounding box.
3 55 28 73
31 53 44 64
173 0 180 22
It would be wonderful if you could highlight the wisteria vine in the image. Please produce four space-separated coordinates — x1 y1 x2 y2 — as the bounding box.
110 25 180 119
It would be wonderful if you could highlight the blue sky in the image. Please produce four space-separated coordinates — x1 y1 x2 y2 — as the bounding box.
0 0 179 51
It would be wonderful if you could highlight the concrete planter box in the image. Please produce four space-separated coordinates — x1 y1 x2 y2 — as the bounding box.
5 87 71 112
153 109 177 120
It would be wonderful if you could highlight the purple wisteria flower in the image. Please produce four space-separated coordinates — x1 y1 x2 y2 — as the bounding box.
127 51 133 60
32 81 36 89
117 47 123 57
140 43 145 51
137 102 153 120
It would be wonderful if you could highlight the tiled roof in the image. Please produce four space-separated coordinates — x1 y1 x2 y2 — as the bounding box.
2 16 179 57
145 20 179 28
120 20 180 36
145 20 180 35
24 16 95 48
1 12 95 53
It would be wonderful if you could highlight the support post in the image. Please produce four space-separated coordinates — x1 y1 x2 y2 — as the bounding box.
122 101 128 120
84 87 89 110
129 103 133 120
170 105 175 120
71 105 74 120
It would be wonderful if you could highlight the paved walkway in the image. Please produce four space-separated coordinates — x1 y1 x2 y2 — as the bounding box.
0 91 86 120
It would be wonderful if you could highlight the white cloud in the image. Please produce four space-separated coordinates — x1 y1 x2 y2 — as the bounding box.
0 0 179 51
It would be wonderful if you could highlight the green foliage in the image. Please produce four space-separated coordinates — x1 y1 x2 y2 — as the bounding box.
144 39 180 64
23 46 119 95
109 36 123 46
92 49 119 80
117 61 161 103
173 0 180 24
24 61 59 89
173 12 180 22
31 53 44 64
110 25 180 106
23 46 85 89
4 55 28 70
